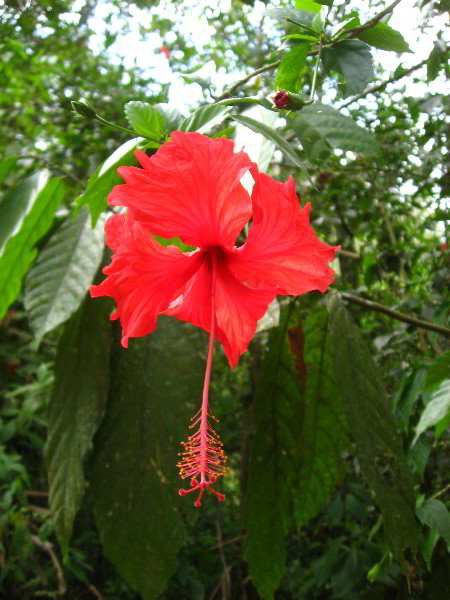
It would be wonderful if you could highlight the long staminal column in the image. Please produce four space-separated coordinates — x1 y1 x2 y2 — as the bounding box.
177 251 228 507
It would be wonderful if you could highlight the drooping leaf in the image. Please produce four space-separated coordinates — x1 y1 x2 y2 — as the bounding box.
245 303 349 600
89 317 207 600
356 23 411 53
24 208 105 345
413 379 450 445
416 499 450 546
392 367 427 432
76 137 143 225
44 294 112 554
124 101 165 139
322 40 374 96
215 96 275 111
291 102 381 160
231 113 306 172
276 43 310 92
234 105 278 172
327 293 419 564
0 177 64 319
0 170 49 253
179 104 231 134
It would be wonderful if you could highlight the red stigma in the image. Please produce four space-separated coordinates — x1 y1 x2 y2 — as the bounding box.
177 408 228 507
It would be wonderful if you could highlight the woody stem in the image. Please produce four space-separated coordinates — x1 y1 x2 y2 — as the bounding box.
199 250 218 484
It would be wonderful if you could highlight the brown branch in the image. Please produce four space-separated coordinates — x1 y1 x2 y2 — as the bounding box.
31 535 66 596
337 248 360 260
216 61 280 101
340 58 428 108
339 291 450 338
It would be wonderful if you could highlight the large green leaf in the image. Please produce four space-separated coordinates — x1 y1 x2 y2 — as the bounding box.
231 113 306 172
124 101 165 139
291 102 381 160
276 43 310 92
24 208 105 345
322 40 374 96
89 317 207 600
179 104 231 134
44 294 112 554
356 23 411 54
245 303 349 600
295 0 321 13
327 293 419 564
0 177 64 319
416 499 450 546
153 102 183 131
293 307 350 527
76 137 143 225
0 170 49 253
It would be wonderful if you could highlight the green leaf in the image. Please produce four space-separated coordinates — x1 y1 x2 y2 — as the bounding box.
413 379 450 445
422 527 440 570
215 96 276 111
245 304 349 600
231 113 306 172
153 102 183 131
276 43 310 92
356 23 411 53
264 8 317 27
179 104 231 134
292 307 350 527
295 0 321 13
76 137 143 226
281 33 319 43
424 350 450 391
24 208 105 345
44 294 112 554
322 40 374 96
90 317 207 600
416 499 450 546
427 44 442 82
290 102 381 160
0 177 64 319
0 156 17 184
0 170 49 253
327 293 419 564
124 101 165 138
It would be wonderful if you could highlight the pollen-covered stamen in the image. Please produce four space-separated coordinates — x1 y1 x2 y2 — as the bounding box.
177 249 227 506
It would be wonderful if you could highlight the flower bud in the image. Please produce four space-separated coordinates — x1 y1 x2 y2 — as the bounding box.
273 90 306 111
71 100 97 119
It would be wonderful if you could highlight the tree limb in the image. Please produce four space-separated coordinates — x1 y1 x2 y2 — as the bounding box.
335 0 405 42
216 61 280 101
31 535 66 596
338 292 450 338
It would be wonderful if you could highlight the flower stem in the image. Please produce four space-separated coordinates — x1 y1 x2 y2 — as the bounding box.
177 250 228 506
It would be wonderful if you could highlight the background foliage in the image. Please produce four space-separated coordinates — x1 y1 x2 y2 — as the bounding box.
0 0 449 599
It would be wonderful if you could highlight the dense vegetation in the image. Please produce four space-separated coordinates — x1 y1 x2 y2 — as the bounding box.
0 0 449 599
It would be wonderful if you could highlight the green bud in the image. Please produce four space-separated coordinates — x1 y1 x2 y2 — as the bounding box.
272 90 306 111
71 100 97 119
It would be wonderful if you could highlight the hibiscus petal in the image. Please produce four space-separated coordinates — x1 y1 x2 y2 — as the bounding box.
90 214 204 347
108 132 253 249
164 253 277 368
228 168 339 295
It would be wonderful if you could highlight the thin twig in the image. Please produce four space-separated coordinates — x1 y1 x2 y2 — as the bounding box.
31 535 66 596
339 291 450 338
337 248 360 260
215 521 231 600
216 61 280 101
334 0 404 42
431 484 450 499
17 154 83 186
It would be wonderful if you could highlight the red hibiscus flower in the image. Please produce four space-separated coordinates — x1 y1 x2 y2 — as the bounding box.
91 131 338 506
159 45 171 58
